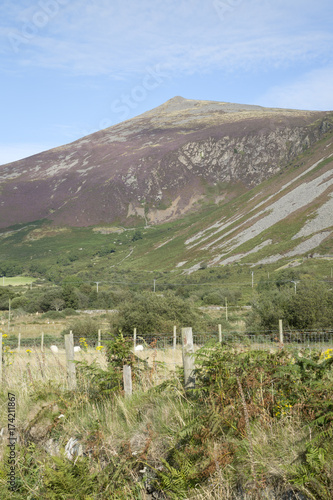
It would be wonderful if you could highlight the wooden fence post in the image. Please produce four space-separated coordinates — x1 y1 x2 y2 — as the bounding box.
279 320 284 345
123 365 132 397
65 331 76 390
18 332 21 353
173 326 177 350
181 327 195 390
218 324 222 343
98 329 101 348
133 328 137 351
41 332 44 352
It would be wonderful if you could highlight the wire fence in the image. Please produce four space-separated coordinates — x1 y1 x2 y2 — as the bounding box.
2 328 333 352
2 328 333 390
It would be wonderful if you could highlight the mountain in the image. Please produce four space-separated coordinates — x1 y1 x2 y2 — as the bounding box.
0 97 333 274
1 96 332 229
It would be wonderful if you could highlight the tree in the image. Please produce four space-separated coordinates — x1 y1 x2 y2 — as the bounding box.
50 298 66 311
286 279 333 329
131 229 143 242
110 291 204 336
247 278 333 331
62 284 79 310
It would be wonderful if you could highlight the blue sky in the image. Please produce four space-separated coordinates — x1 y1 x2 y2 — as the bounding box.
1 0 333 165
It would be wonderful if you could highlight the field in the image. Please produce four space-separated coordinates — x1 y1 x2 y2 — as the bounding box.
0 276 37 287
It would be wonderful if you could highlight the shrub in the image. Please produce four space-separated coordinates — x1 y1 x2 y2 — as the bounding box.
41 311 66 320
61 317 99 345
110 291 204 336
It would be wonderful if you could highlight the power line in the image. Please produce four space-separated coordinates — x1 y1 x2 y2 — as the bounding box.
52 277 332 288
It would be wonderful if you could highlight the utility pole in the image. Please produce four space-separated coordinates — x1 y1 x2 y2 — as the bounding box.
95 282 100 293
225 297 228 321
251 271 254 288
153 279 156 292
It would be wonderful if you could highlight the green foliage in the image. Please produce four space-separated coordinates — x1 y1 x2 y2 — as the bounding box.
0 441 146 499
286 279 333 329
61 317 98 344
0 261 23 277
201 287 241 305
41 310 66 319
76 359 122 397
152 457 197 499
0 288 17 310
76 332 148 398
131 229 143 241
94 244 116 257
110 290 204 336
248 277 333 330
43 455 97 498
104 331 134 367
61 284 79 310
291 430 333 499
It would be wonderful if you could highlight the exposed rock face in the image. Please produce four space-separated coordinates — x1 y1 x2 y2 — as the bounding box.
0 96 332 228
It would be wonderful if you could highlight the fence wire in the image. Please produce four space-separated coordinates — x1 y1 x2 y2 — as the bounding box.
2 329 333 353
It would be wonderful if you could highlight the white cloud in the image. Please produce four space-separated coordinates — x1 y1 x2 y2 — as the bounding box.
1 0 332 78
258 66 333 111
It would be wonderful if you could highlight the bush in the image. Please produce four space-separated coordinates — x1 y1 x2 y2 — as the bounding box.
110 291 204 336
63 308 79 316
248 278 333 331
61 317 99 345
41 311 66 320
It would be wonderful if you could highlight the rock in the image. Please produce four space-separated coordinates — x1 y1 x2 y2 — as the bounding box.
65 437 84 460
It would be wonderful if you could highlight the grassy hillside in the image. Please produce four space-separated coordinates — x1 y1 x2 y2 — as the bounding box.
0 129 332 303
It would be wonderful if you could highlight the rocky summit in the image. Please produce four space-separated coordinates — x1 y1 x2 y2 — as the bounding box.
1 96 332 229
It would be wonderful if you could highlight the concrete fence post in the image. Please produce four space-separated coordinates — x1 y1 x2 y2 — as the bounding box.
123 365 132 397
98 329 101 348
279 320 284 345
65 331 76 390
181 327 195 390
0 332 2 385
173 326 177 350
218 324 222 343
133 328 137 351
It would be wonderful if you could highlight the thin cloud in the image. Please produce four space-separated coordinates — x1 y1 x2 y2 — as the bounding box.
258 66 333 111
2 0 332 78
